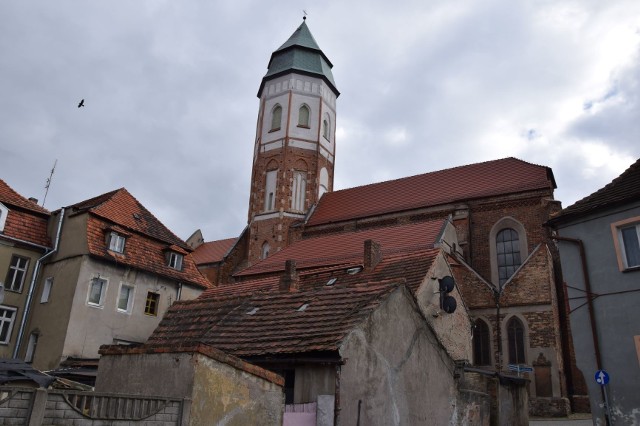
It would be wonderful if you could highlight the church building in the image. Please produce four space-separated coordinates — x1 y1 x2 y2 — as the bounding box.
185 19 588 420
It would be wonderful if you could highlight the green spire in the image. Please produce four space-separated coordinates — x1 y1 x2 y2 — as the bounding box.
258 19 339 97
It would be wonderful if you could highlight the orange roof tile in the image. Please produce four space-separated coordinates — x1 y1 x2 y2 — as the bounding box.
308 157 555 226
0 179 51 247
236 219 446 277
191 238 237 265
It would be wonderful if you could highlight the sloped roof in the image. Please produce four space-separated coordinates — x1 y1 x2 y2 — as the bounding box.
237 219 446 277
68 188 188 250
147 248 439 357
258 20 338 97
550 157 640 225
191 237 237 265
0 179 51 247
307 157 555 226
73 189 210 289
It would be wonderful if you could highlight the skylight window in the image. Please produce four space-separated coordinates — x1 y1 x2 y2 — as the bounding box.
297 303 309 312
326 277 337 286
246 307 259 315
346 266 363 275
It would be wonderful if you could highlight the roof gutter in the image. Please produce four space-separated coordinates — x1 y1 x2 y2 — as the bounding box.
0 235 51 252
13 208 65 358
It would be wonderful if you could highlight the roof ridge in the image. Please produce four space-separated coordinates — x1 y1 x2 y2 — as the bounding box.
0 179 51 215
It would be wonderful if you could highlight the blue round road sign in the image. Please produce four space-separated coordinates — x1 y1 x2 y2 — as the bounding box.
595 370 609 385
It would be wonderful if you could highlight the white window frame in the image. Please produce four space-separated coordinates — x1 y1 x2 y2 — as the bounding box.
5 255 29 292
116 283 135 314
298 104 310 127
0 306 17 345
612 217 640 271
270 104 282 131
291 171 307 211
87 277 108 308
264 170 277 211
40 277 53 303
0 202 8 232
108 232 126 253
167 252 183 270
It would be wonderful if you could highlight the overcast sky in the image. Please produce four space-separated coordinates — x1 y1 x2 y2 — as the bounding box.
1 1 638 242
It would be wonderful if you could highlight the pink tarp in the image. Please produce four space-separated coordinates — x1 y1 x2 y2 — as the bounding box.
283 402 317 426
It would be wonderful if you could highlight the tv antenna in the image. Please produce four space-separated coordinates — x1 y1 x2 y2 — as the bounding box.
42 159 57 208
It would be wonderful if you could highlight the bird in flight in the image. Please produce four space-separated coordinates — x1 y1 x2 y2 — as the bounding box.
78 99 85 108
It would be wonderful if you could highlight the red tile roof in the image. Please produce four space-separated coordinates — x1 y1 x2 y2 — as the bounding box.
191 238 237 265
147 248 439 356
308 157 555 226
0 179 51 247
68 188 188 250
550 157 640 224
236 219 446 277
74 189 210 290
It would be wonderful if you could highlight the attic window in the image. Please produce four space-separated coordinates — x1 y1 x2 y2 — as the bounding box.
0 202 8 232
167 252 183 270
346 266 363 275
246 307 259 315
297 303 309 312
108 232 126 253
325 277 337 286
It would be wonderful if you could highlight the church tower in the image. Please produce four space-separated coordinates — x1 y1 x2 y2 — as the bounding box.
247 19 339 264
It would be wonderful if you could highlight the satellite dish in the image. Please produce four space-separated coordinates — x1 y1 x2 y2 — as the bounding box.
442 295 457 313
438 276 455 293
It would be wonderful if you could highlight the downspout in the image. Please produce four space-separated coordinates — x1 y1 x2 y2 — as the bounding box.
551 235 608 424
176 282 182 301
13 208 65 358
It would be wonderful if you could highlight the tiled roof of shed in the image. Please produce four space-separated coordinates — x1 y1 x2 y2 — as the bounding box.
307 157 555 226
0 179 51 247
147 248 439 356
191 238 237 265
550 157 640 224
236 219 446 277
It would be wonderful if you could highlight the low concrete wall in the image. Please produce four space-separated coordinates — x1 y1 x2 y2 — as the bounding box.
0 387 189 426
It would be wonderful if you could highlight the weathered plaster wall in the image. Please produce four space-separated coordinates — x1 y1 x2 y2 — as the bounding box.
338 286 460 426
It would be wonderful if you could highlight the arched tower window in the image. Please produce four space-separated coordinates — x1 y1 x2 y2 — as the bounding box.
291 171 307 212
496 228 522 285
507 317 526 364
261 242 270 259
271 105 282 131
322 114 330 139
298 105 310 127
472 319 491 366
318 167 329 199
264 165 278 212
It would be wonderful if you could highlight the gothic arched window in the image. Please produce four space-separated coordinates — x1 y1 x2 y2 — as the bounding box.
472 319 491 366
298 105 310 127
271 105 282 131
322 114 330 139
261 242 270 259
496 228 522 285
291 171 307 211
507 317 526 364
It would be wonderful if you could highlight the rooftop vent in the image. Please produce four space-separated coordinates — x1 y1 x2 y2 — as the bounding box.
28 197 39 204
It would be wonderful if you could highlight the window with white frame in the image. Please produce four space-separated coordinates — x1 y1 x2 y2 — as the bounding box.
117 284 134 313
618 223 640 269
291 171 307 211
25 332 38 363
87 277 107 307
108 232 126 253
167 252 183 270
40 277 53 303
264 170 277 211
298 105 310 127
0 202 8 232
5 255 29 292
0 306 17 345
270 105 282 131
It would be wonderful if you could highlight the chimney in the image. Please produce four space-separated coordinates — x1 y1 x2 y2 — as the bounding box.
279 260 300 291
364 240 382 271
28 197 39 204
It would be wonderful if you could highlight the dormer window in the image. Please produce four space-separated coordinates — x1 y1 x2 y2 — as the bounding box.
108 232 126 253
167 252 183 270
0 202 8 232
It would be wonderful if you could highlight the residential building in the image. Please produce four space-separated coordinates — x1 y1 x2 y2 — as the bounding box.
549 157 640 425
17 188 211 371
0 179 51 358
